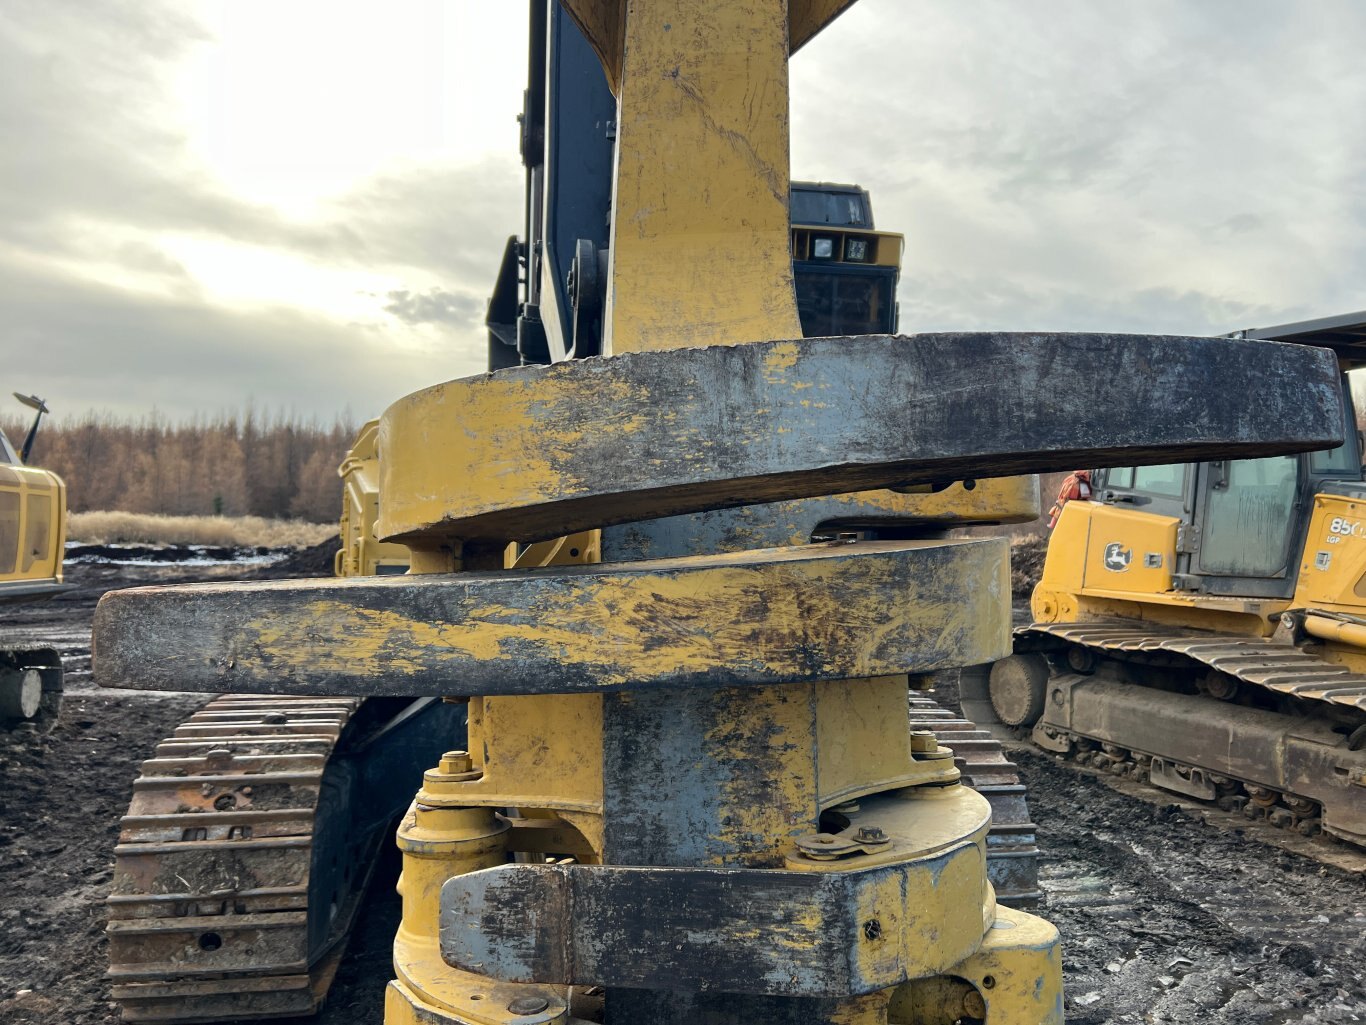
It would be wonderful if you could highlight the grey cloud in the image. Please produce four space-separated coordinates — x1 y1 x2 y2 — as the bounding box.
0 0 521 421
7 0 1366 429
0 251 484 420
383 288 484 328
1216 214 1264 237
897 271 1274 338
0 1 519 281
794 0 1366 339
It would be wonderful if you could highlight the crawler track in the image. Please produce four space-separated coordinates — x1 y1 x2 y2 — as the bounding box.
908 694 1042 907
980 620 1366 860
108 695 383 1022
107 690 467 1023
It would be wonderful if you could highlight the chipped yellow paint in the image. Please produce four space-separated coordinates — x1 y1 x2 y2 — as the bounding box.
390 803 571 1025
603 0 802 353
763 340 802 380
703 682 819 868
889 905 1064 1024
814 676 960 808
376 0 1059 1018
377 368 651 543
238 540 1007 693
423 694 606 844
336 419 411 577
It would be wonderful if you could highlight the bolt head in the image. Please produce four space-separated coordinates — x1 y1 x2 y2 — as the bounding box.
857 826 886 842
438 750 474 774
507 995 550 1016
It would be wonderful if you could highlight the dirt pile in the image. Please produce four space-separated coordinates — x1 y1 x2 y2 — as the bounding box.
1011 533 1048 599
251 536 340 579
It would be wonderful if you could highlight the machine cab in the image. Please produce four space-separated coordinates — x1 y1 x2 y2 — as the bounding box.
1066 314 1366 602
1093 418 1359 599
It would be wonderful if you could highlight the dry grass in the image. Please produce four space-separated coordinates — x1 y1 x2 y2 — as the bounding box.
68 511 336 549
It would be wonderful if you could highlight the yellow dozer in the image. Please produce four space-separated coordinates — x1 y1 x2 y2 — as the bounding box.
336 418 413 579
972 312 1366 852
1 392 68 733
91 4 1349 1024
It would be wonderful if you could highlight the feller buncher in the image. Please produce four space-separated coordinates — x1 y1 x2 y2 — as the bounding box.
1 391 68 734
93 3 1348 1024
971 311 1366 854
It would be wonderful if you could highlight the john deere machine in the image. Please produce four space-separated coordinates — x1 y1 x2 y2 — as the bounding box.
972 311 1366 853
1 392 67 734
94 3 1347 1024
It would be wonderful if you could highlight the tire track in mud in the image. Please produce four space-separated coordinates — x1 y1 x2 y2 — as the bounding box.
1019 747 1366 1024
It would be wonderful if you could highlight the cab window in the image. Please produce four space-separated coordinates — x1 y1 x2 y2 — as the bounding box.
1105 463 1185 497
1199 455 1298 577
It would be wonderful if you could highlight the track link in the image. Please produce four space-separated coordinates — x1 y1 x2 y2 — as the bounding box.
996 622 1366 854
908 693 1042 908
107 694 374 1022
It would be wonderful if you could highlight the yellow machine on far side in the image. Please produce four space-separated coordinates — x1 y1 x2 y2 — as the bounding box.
974 313 1366 852
336 419 412 578
1 392 67 733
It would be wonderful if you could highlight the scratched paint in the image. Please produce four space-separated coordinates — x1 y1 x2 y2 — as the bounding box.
94 539 1011 696
374 332 1341 544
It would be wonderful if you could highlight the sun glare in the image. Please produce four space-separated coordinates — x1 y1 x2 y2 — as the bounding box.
176 2 529 216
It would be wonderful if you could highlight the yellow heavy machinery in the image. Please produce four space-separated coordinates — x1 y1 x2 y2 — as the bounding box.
336 418 413 578
1 392 67 733
93 3 1348 1024
973 312 1366 852
104 422 467 1021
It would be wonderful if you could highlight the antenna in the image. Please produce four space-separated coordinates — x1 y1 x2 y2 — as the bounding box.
12 392 50 464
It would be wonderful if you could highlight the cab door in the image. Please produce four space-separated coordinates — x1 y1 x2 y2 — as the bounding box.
1192 455 1304 597
1086 463 1194 594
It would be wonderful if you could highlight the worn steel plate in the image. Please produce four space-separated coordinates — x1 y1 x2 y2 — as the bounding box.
439 788 994 997
94 539 1008 697
377 333 1341 543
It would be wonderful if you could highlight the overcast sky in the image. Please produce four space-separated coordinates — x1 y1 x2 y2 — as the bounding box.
3 0 1365 423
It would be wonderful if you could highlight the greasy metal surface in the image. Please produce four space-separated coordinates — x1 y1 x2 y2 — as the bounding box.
1034 675 1366 846
600 477 1041 563
1021 620 1366 712
440 789 993 997
375 332 1343 545
599 676 962 873
907 694 1042 908
94 539 1010 697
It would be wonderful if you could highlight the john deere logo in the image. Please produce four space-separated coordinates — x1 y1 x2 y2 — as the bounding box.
1104 542 1132 572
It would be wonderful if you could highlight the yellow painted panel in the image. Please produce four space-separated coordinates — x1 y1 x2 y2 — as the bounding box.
0 464 65 584
336 419 410 577
1079 503 1178 595
605 0 801 353
1291 492 1366 613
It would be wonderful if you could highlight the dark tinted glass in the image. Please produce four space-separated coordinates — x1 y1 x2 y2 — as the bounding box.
790 189 868 227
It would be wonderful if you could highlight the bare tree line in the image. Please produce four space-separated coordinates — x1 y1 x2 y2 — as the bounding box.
3 410 357 524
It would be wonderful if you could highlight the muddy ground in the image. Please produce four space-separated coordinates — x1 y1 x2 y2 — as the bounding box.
0 554 1363 1024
